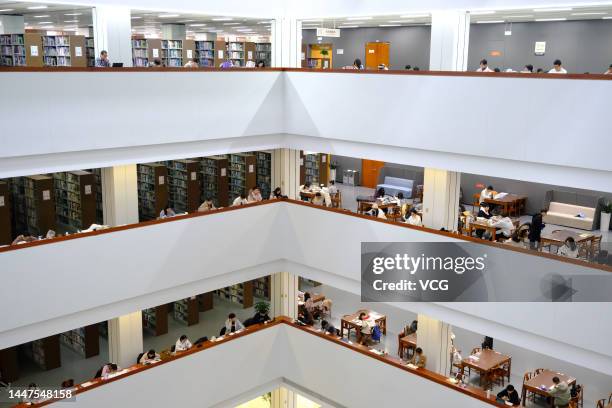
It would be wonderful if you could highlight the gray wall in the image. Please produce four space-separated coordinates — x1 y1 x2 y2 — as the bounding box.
302 26 431 70
331 155 362 183
468 20 612 74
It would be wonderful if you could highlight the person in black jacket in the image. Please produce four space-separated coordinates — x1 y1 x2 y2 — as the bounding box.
497 385 521 406
528 209 546 249
476 203 492 238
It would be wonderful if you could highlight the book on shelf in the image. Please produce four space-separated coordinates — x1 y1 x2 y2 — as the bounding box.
137 163 168 221
54 170 96 232
226 154 257 203
0 181 11 245
198 156 229 207
142 305 168 336
0 34 26 66
10 175 56 236
60 324 99 358
253 276 271 300
173 298 199 326
162 160 201 213
254 151 272 200
216 282 254 308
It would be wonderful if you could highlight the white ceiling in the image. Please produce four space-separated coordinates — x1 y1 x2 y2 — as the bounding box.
0 1 92 31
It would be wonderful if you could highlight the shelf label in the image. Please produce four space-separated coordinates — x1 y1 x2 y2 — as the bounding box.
187 49 193 59
248 164 254 173
218 50 224 59
368 49 375 54
221 168 227 177
75 46 83 57
247 51 253 60
42 190 50 201
190 171 197 181
322 155 326 163
30 45 39 57
301 52 305 60
0 195 4 207
152 48 159 58
158 176 165 185
534 41 546 55
300 158 304 166
84 185 92 195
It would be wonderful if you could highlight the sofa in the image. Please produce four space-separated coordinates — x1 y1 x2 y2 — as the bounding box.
544 190 604 230
543 202 596 230
377 176 413 198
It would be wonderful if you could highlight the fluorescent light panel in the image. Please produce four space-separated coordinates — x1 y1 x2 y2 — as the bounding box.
33 15 50 18
158 14 179 18
535 18 567 21
379 24 401 27
212 17 233 21
503 15 533 18
339 25 359 28
0 9 15 12
388 20 414 23
189 23 206 26
571 12 606 16
64 12 82 16
27 5 47 9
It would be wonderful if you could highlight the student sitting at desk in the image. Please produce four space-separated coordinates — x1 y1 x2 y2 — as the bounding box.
549 377 571 408
558 237 579 258
11 233 37 245
405 208 423 227
224 313 244 334
139 349 161 365
100 363 119 379
548 59 567 74
321 320 337 335
477 203 492 219
270 187 286 199
298 305 314 326
311 192 325 206
497 385 521 406
159 205 176 219
489 212 515 239
327 180 338 195
357 312 372 345
409 347 427 368
476 59 493 72
232 192 248 206
247 187 263 203
198 199 216 212
479 185 495 204
175 334 193 352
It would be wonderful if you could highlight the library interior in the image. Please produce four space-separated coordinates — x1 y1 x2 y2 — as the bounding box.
1 0 612 407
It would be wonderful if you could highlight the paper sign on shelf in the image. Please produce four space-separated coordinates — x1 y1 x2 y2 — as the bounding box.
322 155 326 163
221 168 227 177
300 158 304 166
152 48 159 58
190 171 197 181
75 46 82 57
534 41 546 55
84 185 92 195
218 50 224 59
337 49 344 55
301 52 305 60
248 51 253 60
187 49 193 59
42 190 50 201
0 196 4 207
158 176 165 185
30 45 39 56
249 164 254 173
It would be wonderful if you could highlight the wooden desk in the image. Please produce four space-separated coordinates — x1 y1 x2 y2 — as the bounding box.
399 333 417 359
357 198 397 214
461 349 511 389
540 230 596 257
297 293 325 306
521 369 576 407
466 218 519 242
340 310 387 338
472 193 527 217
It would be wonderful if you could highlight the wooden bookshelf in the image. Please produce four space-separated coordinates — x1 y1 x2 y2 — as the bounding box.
61 324 99 358
216 281 253 308
245 41 256 66
319 154 330 186
42 35 71 67
214 40 226 67
307 43 333 69
142 305 168 336
54 170 96 231
0 34 25 67
0 346 19 382
195 40 215 67
173 297 199 326
227 154 256 203
199 156 229 207
0 181 11 245
24 335 61 371
299 151 306 184
132 38 149 67
253 276 270 300
10 175 56 237
90 168 104 224
25 33 43 67
137 163 168 221
70 35 87 67
85 37 95 67
228 41 245 67
183 39 195 64
254 151 272 199
164 160 201 213
161 39 183 67
198 292 214 312
255 42 272 66
303 153 320 185
147 39 162 63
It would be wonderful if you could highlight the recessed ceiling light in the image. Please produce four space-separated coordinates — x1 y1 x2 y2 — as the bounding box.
64 13 82 16
388 20 413 23
603 16 612 19
212 17 233 21
258 21 272 24
399 14 429 18
158 14 179 18
339 25 359 28
189 23 206 27
571 12 606 16
471 11 496 15
0 9 15 12
64 20 79 23
476 20 505 23
223 22 240 25
347 16 372 20
533 7 572 12
379 24 401 27
131 16 142 19
33 15 50 18
27 5 48 9
37 21 53 24
535 18 567 21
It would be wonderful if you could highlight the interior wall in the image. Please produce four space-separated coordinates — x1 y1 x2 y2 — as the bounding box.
468 20 612 74
301 26 431 69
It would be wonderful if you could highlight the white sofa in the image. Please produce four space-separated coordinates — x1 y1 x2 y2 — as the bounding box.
376 176 413 198
543 202 596 230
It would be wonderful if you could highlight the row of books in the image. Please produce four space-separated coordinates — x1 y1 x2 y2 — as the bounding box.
0 34 24 45
43 36 70 46
162 40 182 49
43 56 71 66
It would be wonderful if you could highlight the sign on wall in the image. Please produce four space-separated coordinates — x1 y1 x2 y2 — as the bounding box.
316 27 341 37
534 41 546 56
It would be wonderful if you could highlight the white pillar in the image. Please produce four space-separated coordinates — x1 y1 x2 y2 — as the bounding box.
92 6 133 67
422 168 461 231
108 311 143 369
416 314 453 375
270 272 298 319
0 15 24 34
271 387 297 408
272 149 301 199
101 165 139 226
271 17 302 67
429 11 470 71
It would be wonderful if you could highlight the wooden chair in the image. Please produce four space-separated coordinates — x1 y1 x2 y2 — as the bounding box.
320 299 332 319
465 348 481 378
534 368 545 375
523 372 535 402
330 191 342 208
590 235 602 260
596 400 605 408
569 384 583 408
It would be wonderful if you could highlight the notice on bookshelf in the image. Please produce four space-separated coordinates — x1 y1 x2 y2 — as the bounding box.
198 156 229 207
54 170 96 232
216 282 254 308
137 163 169 221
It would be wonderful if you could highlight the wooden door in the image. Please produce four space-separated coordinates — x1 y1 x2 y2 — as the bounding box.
361 160 385 188
365 42 390 69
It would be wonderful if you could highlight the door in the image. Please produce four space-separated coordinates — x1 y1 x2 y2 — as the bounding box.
361 160 385 188
365 42 390 69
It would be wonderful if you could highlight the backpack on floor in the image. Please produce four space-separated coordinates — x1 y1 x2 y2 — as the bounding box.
371 325 382 342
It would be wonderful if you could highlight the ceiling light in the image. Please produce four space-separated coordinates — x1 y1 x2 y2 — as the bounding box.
339 25 359 28
379 24 401 27
131 16 142 19
503 15 534 18
571 12 606 16
533 7 572 12
258 21 272 24
347 16 372 20
399 14 429 18
223 22 240 25
37 21 53 24
64 13 82 16
189 23 206 27
33 15 50 18
471 11 496 15
603 16 612 19
64 20 79 23
212 17 233 21
388 20 414 23
535 18 567 21
0 9 15 12
476 20 505 23
158 14 179 18
27 5 48 9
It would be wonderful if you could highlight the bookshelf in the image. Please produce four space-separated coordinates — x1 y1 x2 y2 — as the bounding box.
86 37 95 67
216 281 254 308
253 276 271 300
198 292 214 312
227 154 257 203
214 40 226 67
142 305 168 336
255 42 272 67
0 181 11 245
303 153 320 185
90 168 104 224
10 175 56 237
60 324 99 358
161 39 183 67
25 33 43 67
164 160 200 213
132 38 149 67
254 151 272 199
42 35 71 67
173 298 199 326
199 156 229 207
99 321 108 339
195 41 215 67
0 34 25 67
54 170 96 232
307 43 333 69
228 41 245 67
0 347 19 382
24 335 61 370
137 163 168 221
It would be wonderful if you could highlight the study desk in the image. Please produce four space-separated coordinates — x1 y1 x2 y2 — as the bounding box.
540 230 596 257
461 349 511 389
356 197 398 214
521 369 576 407
340 310 387 338
297 293 325 306
473 193 527 217
465 218 520 242
399 333 417 359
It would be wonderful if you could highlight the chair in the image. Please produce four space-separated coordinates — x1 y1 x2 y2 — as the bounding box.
590 235 602 260
569 384 583 408
465 348 481 378
523 372 535 402
331 191 342 208
596 400 605 408
534 368 545 375
320 299 332 319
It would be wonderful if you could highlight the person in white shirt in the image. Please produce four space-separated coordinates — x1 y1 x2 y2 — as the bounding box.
548 59 567 74
476 59 493 72
479 185 495 204
521 64 534 73
175 334 192 352
139 349 161 365
489 215 515 238
247 187 263 203
406 209 423 227
184 58 199 68
311 192 325 206
558 237 579 258
224 313 244 334
357 312 372 345
198 199 216 212
101 363 119 379
604 64 612 75
232 192 248 206
245 60 256 68
159 206 176 219
327 180 338 195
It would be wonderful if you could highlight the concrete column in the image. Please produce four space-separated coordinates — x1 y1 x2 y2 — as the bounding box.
101 165 139 226
162 24 186 40
272 149 301 200
429 10 470 71
0 15 25 34
92 5 133 67
108 311 143 369
270 272 298 319
271 17 301 67
422 168 461 231
416 314 453 375
271 386 297 408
